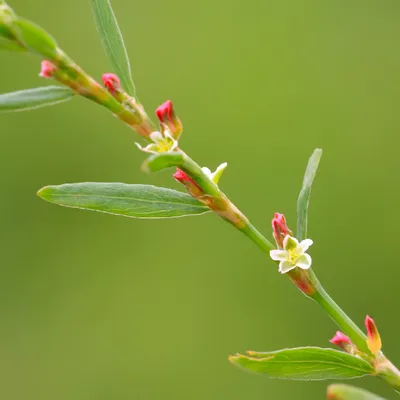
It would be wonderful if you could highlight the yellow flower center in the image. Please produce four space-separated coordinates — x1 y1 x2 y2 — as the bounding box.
156 137 174 153
287 248 300 265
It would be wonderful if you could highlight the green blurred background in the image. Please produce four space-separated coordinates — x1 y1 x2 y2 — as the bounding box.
1 0 400 399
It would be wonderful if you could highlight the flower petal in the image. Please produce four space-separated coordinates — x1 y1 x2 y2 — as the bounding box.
270 250 288 261
150 131 163 142
279 261 296 274
137 143 158 154
201 167 212 177
298 239 313 253
211 162 228 184
283 235 299 251
296 253 312 270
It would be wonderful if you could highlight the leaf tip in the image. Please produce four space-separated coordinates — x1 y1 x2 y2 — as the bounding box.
228 354 241 364
140 160 151 174
37 185 51 200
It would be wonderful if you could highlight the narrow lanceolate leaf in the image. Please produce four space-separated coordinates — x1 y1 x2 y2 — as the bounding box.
297 148 322 241
141 152 185 173
91 0 135 96
38 183 210 219
229 347 374 381
0 86 75 113
12 19 57 59
327 384 387 400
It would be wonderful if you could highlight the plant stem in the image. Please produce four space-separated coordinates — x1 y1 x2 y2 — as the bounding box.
307 271 369 353
180 154 221 198
240 222 275 253
376 359 400 392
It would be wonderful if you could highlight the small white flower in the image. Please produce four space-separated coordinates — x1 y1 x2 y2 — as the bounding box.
201 162 228 184
270 235 313 274
135 130 178 154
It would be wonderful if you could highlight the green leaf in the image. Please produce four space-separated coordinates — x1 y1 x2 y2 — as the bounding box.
229 347 374 381
327 384 387 399
37 183 210 219
141 152 185 173
0 86 75 113
91 0 135 96
297 148 322 241
0 3 16 40
0 36 25 51
12 19 57 59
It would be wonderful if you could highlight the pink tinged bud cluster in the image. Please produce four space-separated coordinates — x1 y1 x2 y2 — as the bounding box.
330 331 353 352
39 60 56 79
173 168 203 197
272 213 293 249
365 315 382 354
156 100 183 139
102 73 121 94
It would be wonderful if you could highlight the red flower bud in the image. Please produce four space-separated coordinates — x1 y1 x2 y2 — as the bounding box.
330 331 353 352
365 315 382 354
173 168 203 197
102 73 121 94
272 213 293 248
156 100 183 139
173 169 194 184
39 60 56 79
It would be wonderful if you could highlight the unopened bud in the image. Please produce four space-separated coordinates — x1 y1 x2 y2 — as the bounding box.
39 60 56 79
272 213 293 248
173 168 203 197
102 73 121 94
156 100 183 139
330 331 354 352
365 315 382 354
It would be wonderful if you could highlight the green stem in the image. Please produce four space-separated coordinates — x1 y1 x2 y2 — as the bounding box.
376 359 400 392
180 154 221 198
307 271 369 354
240 222 275 253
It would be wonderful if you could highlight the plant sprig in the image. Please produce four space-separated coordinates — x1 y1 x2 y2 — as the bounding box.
0 1 399 398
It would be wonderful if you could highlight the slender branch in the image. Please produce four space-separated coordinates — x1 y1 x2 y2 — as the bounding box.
4 6 398 390
308 272 369 353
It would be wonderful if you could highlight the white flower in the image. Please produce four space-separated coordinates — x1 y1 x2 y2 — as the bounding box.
201 162 228 184
270 235 313 274
135 130 178 154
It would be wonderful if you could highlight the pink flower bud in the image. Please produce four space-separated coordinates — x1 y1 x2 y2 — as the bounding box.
39 60 56 79
156 100 183 139
173 168 203 197
365 315 382 354
102 73 121 94
272 213 293 248
330 331 353 351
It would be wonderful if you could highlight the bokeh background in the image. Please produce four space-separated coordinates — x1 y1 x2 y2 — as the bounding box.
1 0 400 399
